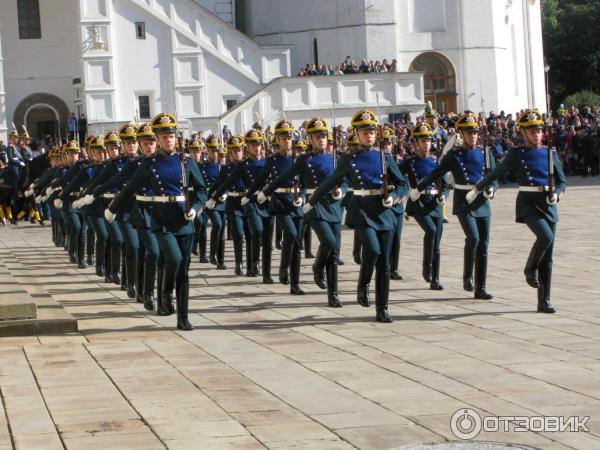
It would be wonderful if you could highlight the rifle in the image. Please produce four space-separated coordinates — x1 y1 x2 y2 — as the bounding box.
176 123 191 212
375 93 389 199
546 117 555 200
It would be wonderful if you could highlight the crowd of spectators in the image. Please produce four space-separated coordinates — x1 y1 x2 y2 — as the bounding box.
297 58 397 77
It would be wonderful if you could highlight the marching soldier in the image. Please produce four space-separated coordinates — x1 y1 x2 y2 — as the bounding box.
306 110 409 322
5 127 23 162
211 128 275 283
261 117 344 307
189 139 209 263
209 135 250 275
247 120 305 295
201 135 227 270
381 126 405 280
52 141 87 266
104 112 207 330
466 109 567 313
294 138 314 259
416 112 498 299
402 124 449 291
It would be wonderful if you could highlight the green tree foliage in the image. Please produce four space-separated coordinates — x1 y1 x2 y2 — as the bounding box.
542 0 600 105
562 90 600 108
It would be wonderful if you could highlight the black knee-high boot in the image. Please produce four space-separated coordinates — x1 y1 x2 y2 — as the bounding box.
244 237 253 277
120 248 127 291
390 232 402 280
234 238 243 275
326 259 341 307
430 251 443 290
290 249 304 295
104 238 112 283
524 244 547 289
86 228 95 266
76 231 86 269
136 252 145 303
537 263 556 313
143 260 156 311
217 239 227 270
312 246 328 290
279 241 292 285
262 245 273 284
304 226 314 258
125 254 137 299
422 237 434 283
110 245 121 285
158 266 176 316
463 246 475 291
357 258 375 307
375 268 392 323
176 278 193 330
474 254 493 300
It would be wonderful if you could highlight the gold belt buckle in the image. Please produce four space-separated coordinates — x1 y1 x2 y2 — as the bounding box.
168 195 176 202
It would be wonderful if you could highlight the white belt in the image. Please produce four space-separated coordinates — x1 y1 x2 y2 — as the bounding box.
275 188 295 193
228 192 243 197
353 189 383 196
135 195 186 203
420 189 438 195
103 193 116 199
453 184 474 191
519 185 548 192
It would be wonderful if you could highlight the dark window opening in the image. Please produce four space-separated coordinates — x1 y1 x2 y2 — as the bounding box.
138 95 151 119
226 99 237 111
18 0 41 39
135 22 146 39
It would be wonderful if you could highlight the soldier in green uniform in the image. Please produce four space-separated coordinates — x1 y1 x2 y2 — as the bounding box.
306 110 409 322
211 128 275 283
261 118 345 307
105 113 207 330
416 112 498 299
466 109 567 313
401 124 449 291
246 120 305 295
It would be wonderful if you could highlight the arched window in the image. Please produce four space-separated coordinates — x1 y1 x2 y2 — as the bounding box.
410 52 457 113
313 38 319 66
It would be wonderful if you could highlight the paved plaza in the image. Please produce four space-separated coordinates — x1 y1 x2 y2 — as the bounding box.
0 177 599 450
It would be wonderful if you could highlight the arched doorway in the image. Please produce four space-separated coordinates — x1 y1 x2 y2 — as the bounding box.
25 104 60 142
13 93 70 143
409 52 457 114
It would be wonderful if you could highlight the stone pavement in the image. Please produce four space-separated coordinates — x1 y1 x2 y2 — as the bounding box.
0 177 599 450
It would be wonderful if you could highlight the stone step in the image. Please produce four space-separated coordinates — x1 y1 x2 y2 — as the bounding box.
0 243 78 337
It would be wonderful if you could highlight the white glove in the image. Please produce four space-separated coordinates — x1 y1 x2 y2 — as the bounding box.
53 198 62 209
382 195 394 208
436 195 446 205
72 199 81 209
184 209 197 221
332 188 343 200
410 188 420 202
45 186 53 196
218 193 227 202
293 197 304 207
28 183 34 190
104 208 116 223
24 188 34 197
483 188 495 200
303 202 313 214
546 193 558 205
241 196 250 206
257 191 268 204
205 198 216 210
80 194 95 206
466 189 478 204
35 195 42 204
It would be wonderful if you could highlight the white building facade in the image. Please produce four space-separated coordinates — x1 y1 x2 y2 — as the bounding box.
0 0 545 143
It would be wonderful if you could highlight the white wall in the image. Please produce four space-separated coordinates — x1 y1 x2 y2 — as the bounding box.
1 0 81 124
